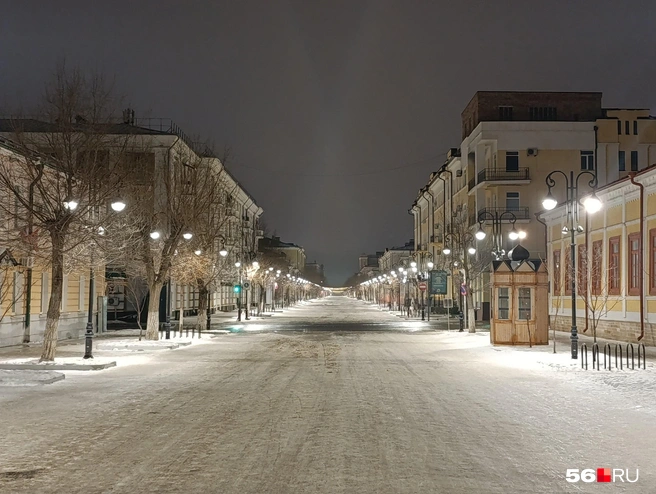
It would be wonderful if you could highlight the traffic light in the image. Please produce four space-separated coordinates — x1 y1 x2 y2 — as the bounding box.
233 284 242 294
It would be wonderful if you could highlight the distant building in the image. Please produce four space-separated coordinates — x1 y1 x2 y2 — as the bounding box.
259 236 306 271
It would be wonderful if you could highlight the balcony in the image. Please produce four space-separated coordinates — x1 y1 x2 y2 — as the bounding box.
477 207 531 222
469 168 531 193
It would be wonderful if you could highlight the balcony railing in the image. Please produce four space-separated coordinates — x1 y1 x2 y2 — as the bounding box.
477 168 530 184
477 207 530 221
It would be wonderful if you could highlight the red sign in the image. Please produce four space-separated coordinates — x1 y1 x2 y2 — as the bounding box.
419 282 427 291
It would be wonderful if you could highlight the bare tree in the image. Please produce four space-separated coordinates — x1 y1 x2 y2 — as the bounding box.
444 206 494 333
0 65 133 360
577 242 621 343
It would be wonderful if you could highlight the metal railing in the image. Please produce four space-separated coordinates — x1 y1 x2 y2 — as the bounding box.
477 206 530 220
477 167 530 183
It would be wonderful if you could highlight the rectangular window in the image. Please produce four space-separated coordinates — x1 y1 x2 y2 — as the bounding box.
651 229 656 295
619 151 626 171
497 287 510 319
506 192 520 210
528 106 557 120
577 244 587 294
617 120 622 135
498 106 513 121
518 287 532 320
592 240 602 295
631 150 638 171
553 249 561 295
628 232 641 295
625 121 630 135
634 120 638 135
609 236 621 295
580 151 594 171
505 151 519 172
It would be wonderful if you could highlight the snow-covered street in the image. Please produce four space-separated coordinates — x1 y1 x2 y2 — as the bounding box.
1 296 654 493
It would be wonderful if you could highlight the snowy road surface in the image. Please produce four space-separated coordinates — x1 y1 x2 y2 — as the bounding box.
1 296 654 493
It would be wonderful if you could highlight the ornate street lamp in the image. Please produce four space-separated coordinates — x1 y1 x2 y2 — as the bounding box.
542 169 600 359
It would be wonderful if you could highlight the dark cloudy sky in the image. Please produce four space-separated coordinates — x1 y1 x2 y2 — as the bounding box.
2 1 655 285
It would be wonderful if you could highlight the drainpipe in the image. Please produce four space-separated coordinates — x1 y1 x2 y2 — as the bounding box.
583 213 589 333
629 173 645 341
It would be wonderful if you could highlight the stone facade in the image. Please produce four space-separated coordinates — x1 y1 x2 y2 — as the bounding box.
551 315 656 346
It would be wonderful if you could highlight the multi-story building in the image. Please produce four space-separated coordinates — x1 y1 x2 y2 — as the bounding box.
543 165 656 345
411 91 656 322
0 115 263 345
258 236 306 271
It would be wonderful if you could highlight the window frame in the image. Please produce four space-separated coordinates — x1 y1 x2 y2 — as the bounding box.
617 120 622 135
608 236 621 295
628 232 641 296
619 150 626 172
497 287 510 320
577 243 587 295
580 150 594 171
630 150 638 171
625 120 630 135
505 151 519 172
591 240 602 295
517 287 532 321
498 106 513 121
505 191 520 210
553 249 561 295
634 120 638 135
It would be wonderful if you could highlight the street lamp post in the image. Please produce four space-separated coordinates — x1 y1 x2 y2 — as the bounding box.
443 230 475 330
542 170 601 359
475 210 524 260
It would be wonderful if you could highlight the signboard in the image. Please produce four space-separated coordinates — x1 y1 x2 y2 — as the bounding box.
460 283 467 296
418 282 427 291
443 298 453 308
429 270 448 295
242 281 251 290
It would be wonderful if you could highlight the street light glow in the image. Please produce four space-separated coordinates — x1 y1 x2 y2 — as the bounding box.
427 261 434 269
442 247 451 255
183 232 193 240
518 230 527 239
63 198 78 211
468 247 476 255
149 231 160 240
219 248 228 257
583 192 602 213
235 261 241 267
475 228 486 240
110 199 126 212
542 192 557 210
508 228 519 241
194 249 202 256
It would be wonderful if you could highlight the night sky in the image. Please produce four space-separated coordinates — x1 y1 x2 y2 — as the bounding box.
2 1 655 285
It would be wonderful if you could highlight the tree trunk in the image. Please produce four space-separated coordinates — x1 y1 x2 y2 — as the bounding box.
466 290 476 333
40 231 65 361
197 284 208 331
145 282 163 340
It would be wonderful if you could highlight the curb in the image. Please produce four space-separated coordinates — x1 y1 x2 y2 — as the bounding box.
0 369 66 386
0 361 117 371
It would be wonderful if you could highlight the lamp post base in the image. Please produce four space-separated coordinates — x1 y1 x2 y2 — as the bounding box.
571 326 578 359
83 323 94 359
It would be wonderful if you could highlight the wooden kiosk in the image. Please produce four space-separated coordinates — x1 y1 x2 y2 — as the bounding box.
490 258 548 345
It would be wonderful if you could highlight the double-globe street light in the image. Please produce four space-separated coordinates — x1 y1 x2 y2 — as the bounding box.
63 197 127 358
475 210 526 260
443 231 474 329
542 170 601 359
410 253 433 321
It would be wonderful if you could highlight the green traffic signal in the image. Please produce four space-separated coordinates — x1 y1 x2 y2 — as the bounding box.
233 284 241 293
